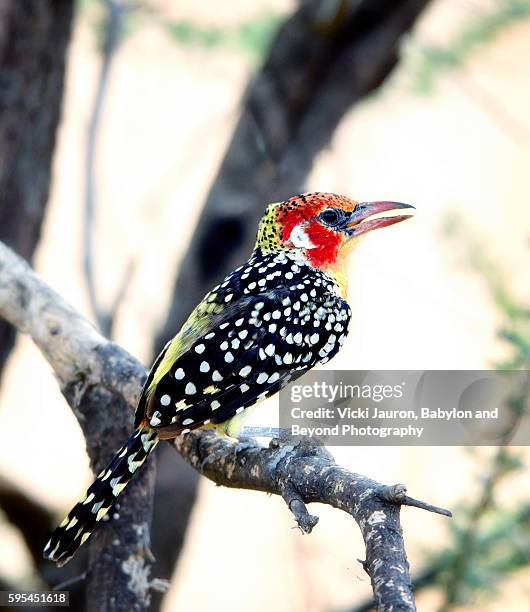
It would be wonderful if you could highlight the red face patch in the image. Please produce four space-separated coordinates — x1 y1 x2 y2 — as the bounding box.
277 193 356 269
304 220 342 268
281 209 342 267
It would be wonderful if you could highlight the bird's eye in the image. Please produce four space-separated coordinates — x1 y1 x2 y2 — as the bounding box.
318 208 343 227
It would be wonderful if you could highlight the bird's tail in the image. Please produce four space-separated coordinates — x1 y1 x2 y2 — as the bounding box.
43 423 158 566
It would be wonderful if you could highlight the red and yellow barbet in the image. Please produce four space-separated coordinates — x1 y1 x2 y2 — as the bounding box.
44 192 413 565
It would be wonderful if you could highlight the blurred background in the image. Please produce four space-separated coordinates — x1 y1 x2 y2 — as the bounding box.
0 0 530 610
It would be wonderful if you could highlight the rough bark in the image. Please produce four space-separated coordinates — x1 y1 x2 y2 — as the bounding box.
155 0 431 352
0 241 451 611
0 0 73 381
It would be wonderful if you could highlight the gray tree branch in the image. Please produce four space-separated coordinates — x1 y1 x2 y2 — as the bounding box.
0 241 451 611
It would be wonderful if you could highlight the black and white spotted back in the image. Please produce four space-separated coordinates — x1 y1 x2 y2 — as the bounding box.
140 249 352 436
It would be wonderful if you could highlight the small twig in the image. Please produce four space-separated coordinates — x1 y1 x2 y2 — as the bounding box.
400 494 453 517
378 481 453 515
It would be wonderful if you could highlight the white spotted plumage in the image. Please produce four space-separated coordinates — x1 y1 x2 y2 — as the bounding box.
136 249 350 436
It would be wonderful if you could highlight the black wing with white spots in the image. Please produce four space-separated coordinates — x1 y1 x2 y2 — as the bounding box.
141 250 351 437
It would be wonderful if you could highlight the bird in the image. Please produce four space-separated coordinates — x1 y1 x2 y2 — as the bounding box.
43 192 413 565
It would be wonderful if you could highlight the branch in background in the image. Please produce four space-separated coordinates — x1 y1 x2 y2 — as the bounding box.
0 0 73 382
0 474 89 610
0 240 453 612
155 0 432 352
0 475 55 571
83 0 134 339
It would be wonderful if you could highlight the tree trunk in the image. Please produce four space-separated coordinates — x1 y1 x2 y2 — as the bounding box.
0 0 73 381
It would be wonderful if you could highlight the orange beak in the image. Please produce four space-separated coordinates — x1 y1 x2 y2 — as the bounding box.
345 201 415 237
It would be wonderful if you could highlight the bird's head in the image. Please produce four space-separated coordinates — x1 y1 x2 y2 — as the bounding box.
256 192 414 271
